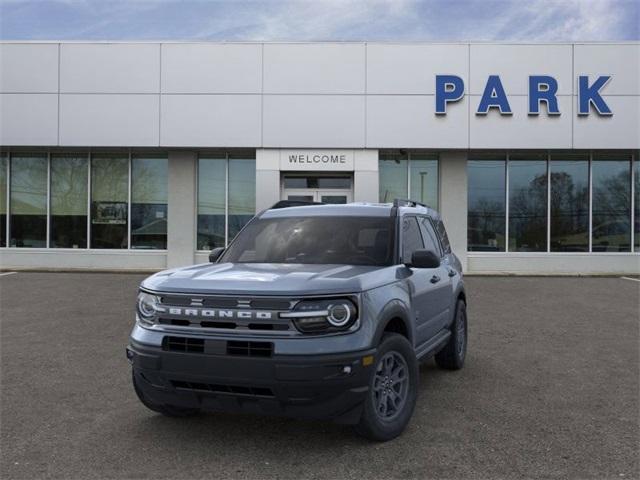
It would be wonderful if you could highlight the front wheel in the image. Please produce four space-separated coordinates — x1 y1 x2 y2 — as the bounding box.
435 300 467 370
356 333 418 441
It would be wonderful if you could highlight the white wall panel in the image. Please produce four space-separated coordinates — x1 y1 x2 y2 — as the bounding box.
263 95 364 147
469 95 573 149
161 95 261 147
0 44 58 93
573 96 640 149
60 43 160 93
367 44 468 94
263 43 365 94
366 95 468 148
0 94 58 145
59 94 159 146
470 44 573 95
574 44 640 95
161 44 261 93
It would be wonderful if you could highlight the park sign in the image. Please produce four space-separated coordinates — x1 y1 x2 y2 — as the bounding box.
435 75 613 116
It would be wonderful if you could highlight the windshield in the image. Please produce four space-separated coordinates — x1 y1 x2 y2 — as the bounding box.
221 216 395 266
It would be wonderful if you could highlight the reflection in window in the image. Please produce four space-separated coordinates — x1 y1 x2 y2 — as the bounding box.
131 156 168 249
592 154 631 252
91 155 128 249
635 158 639 251
197 156 226 250
228 157 256 242
509 155 547 252
468 158 506 251
550 155 589 252
10 154 47 247
379 151 408 202
50 155 88 248
409 154 438 209
0 154 6 247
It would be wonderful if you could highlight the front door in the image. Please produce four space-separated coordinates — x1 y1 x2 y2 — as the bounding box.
282 175 353 204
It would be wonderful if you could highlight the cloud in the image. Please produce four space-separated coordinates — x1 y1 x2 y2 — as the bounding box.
0 0 637 41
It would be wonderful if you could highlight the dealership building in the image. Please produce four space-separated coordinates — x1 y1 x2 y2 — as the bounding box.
0 41 638 274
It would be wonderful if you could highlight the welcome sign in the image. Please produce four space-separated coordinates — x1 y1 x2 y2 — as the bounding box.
279 150 355 171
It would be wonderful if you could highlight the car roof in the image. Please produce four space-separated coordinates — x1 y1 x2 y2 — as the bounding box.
259 202 441 220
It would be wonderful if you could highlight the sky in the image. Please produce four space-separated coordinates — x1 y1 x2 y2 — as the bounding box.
0 0 638 42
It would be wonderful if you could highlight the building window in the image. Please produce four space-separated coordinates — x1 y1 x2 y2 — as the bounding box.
592 153 632 252
228 154 256 241
549 154 589 252
10 154 47 248
131 155 168 249
508 153 548 252
379 151 439 209
468 151 637 253
197 152 256 250
90 154 128 249
50 154 88 248
0 154 6 247
468 156 506 252
635 157 639 251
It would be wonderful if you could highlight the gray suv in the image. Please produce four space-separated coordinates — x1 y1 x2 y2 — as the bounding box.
127 200 467 441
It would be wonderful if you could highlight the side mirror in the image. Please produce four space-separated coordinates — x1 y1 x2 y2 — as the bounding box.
208 247 225 263
408 249 440 269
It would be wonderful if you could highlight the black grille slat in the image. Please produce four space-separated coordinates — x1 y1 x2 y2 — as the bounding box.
162 336 204 353
227 341 273 357
170 380 274 398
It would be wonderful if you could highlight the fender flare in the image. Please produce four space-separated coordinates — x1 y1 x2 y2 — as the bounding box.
372 299 413 346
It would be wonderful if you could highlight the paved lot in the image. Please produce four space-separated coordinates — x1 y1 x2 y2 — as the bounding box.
1 273 638 480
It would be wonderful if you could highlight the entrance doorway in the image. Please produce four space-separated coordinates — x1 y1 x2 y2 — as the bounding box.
281 174 353 204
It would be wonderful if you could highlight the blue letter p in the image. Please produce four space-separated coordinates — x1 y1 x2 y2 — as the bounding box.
435 75 464 115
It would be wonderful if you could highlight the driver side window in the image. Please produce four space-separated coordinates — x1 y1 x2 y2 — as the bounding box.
419 217 442 257
402 217 424 264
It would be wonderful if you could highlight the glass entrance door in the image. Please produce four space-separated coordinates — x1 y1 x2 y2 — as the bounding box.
282 175 353 204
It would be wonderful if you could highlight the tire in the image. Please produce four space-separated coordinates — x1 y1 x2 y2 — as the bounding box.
356 333 418 442
132 371 200 417
435 300 467 370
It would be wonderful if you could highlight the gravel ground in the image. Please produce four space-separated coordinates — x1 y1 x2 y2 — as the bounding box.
1 273 638 480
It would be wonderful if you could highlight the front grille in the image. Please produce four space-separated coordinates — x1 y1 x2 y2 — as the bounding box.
162 336 204 353
227 341 273 357
171 380 274 398
159 295 293 310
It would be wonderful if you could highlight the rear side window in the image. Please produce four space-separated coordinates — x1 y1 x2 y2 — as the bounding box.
402 217 424 264
419 217 442 257
436 219 452 254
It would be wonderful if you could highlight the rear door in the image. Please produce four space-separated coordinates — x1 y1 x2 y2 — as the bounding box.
418 216 453 334
401 216 441 347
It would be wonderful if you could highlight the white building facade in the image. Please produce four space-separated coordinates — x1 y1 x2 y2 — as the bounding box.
0 41 638 274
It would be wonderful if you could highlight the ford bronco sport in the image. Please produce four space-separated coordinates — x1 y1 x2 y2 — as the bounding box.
127 199 467 441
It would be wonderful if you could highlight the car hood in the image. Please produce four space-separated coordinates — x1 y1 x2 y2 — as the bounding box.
141 262 397 296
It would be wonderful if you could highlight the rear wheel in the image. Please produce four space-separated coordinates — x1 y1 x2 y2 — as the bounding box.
356 333 418 441
435 300 467 370
132 371 200 417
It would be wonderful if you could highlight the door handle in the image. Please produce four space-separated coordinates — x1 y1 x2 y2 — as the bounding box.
448 269 457 277
430 275 441 284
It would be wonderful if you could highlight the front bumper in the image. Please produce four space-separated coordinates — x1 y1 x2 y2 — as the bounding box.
128 338 376 424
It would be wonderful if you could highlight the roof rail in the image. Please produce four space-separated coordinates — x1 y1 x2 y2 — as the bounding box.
270 200 324 209
392 198 430 209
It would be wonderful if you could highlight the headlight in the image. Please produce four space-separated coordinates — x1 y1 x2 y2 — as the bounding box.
137 291 160 325
281 298 358 334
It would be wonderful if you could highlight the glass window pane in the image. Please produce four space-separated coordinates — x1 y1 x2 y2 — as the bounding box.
228 157 256 242
635 156 639 251
379 151 407 202
50 154 88 248
592 154 631 252
197 157 226 250
0 154 6 247
467 159 506 251
91 155 128 249
410 155 438 209
402 216 424 264
508 155 548 252
550 155 589 252
10 154 47 248
131 155 167 250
